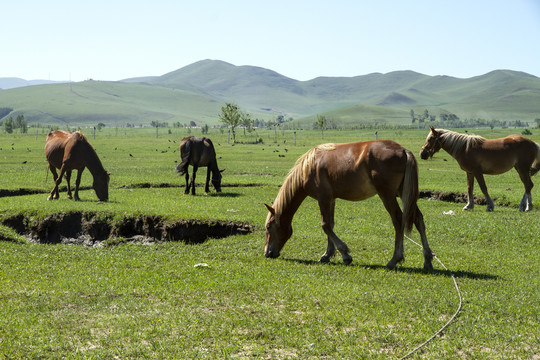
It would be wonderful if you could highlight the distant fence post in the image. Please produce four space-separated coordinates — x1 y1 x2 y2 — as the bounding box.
228 130 230 144
294 131 296 146
93 127 96 140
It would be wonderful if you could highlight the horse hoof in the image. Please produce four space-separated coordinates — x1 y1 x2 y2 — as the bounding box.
343 257 353 266
320 255 331 263
423 262 434 271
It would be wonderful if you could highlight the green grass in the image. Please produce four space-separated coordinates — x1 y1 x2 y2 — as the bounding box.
0 128 539 359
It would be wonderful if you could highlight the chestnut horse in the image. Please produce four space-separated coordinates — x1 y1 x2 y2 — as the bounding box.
45 130 110 201
420 126 540 211
175 136 223 195
264 140 434 270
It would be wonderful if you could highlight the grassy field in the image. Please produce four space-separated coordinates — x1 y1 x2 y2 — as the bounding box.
1 127 539 359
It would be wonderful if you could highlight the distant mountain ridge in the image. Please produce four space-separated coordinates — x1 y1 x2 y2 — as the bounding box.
1 59 539 126
0 78 64 90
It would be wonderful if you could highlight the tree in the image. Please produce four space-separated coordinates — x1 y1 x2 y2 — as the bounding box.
219 103 242 143
4 117 13 134
315 114 327 138
410 109 416 124
242 112 254 135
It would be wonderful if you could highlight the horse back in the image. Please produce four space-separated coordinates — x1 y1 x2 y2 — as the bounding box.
308 140 407 201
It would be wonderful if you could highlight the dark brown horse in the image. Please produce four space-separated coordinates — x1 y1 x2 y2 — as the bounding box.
264 140 434 270
175 136 223 195
420 126 540 211
45 130 110 201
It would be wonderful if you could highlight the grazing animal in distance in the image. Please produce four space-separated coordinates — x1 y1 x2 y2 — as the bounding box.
420 126 540 211
175 136 224 195
45 130 110 201
264 140 434 270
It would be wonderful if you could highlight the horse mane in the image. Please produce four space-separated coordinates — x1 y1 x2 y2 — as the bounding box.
273 143 336 215
437 129 485 157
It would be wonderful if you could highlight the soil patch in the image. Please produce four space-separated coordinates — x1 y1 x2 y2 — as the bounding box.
0 211 253 246
419 190 487 205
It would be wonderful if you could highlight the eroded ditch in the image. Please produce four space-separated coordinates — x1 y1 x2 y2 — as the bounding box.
1 211 253 246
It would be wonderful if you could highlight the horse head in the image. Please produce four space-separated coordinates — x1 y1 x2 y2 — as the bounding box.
420 126 442 160
264 204 292 259
211 169 225 192
93 171 110 201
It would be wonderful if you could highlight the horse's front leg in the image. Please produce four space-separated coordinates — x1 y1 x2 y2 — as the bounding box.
318 198 352 265
463 172 475 211
204 167 211 193
475 173 495 211
74 168 84 201
190 165 198 195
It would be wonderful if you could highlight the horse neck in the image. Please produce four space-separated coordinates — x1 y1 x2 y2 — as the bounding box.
275 186 307 229
84 145 106 177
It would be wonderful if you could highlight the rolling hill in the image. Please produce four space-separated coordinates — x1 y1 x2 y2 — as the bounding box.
1 59 539 127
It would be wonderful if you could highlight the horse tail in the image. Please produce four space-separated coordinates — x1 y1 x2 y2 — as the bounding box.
401 149 419 234
176 138 192 175
530 142 540 177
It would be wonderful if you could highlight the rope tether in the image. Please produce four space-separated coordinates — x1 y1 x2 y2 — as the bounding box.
398 234 463 359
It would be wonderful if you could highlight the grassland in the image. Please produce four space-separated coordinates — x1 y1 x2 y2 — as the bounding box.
0 127 539 359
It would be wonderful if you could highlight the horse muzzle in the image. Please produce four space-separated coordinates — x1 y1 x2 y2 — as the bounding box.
264 248 280 259
419 149 430 160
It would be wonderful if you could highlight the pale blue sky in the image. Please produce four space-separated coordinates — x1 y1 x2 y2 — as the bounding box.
2 0 540 82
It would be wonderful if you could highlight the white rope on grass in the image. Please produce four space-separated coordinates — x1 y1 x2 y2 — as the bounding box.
398 234 463 360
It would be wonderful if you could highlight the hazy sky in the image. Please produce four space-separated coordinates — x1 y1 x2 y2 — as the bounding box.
2 0 540 82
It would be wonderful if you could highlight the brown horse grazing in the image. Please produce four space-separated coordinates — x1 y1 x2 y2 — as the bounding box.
45 130 110 201
175 136 224 195
420 126 540 212
264 140 434 270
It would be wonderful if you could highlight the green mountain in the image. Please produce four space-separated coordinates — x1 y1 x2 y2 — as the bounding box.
1 59 539 127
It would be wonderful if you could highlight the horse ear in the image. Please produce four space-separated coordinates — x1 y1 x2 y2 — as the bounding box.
220 169 225 173
429 126 437 134
264 203 275 215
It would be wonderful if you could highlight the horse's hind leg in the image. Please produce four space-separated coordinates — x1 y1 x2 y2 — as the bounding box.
318 198 352 265
379 194 404 270
414 208 434 271
47 165 60 200
65 170 73 199
516 167 534 211
184 171 190 195
189 165 198 195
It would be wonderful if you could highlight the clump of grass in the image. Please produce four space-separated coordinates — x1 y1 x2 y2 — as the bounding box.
0 224 27 244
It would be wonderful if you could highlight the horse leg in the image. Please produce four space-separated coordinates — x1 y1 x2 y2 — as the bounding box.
65 170 73 199
73 168 84 201
379 195 405 270
475 173 495 211
184 171 190 195
319 199 337 263
47 165 60 200
318 198 352 265
49 166 67 201
414 208 434 271
516 167 534 211
205 167 211 193
190 165 198 195
463 172 475 211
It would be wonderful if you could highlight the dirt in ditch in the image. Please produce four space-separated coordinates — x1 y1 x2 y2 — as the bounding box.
0 211 253 246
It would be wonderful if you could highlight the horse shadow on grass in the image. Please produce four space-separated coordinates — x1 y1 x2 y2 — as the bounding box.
282 258 499 281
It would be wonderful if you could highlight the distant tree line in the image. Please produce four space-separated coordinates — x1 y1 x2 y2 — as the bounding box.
2 114 27 134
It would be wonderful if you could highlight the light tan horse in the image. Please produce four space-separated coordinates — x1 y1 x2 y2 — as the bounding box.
45 130 110 201
420 126 540 211
264 140 434 270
